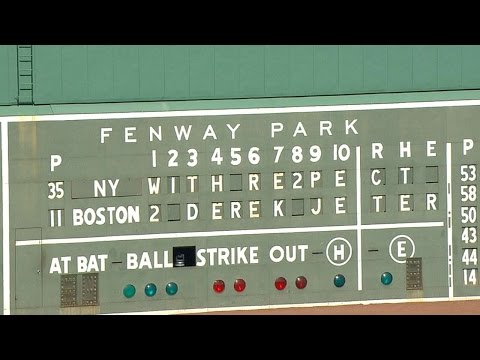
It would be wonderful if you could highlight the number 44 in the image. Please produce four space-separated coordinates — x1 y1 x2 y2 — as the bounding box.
462 248 478 266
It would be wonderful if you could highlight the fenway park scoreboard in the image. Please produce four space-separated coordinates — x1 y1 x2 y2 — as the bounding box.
2 97 480 314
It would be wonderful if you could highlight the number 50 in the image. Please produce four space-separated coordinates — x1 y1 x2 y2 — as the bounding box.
461 206 477 224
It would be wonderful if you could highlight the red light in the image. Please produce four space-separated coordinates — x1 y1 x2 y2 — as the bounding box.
213 280 225 293
295 276 307 289
234 279 246 292
275 277 287 290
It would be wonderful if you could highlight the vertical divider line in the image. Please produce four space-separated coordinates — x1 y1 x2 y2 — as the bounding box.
446 143 453 298
356 146 362 291
2 120 10 314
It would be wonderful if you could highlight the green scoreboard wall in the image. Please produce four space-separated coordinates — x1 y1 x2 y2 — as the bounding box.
0 46 18 106
3 45 480 314
2 46 480 106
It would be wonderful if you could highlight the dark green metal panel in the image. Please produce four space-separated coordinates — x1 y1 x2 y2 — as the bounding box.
113 46 140 100
190 46 215 98
438 45 462 88
33 45 62 102
387 45 413 91
363 45 387 92
214 46 240 98
413 45 438 90
87 46 114 100
339 45 364 93
238 45 265 97
265 45 290 96
26 45 480 104
61 45 88 100
0 46 18 105
139 46 165 99
164 46 190 99
314 45 339 93
289 45 314 95
462 45 480 87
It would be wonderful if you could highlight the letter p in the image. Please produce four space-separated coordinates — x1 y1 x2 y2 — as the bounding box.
50 155 62 172
464 139 474 156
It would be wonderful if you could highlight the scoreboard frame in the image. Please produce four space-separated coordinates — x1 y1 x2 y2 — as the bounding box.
3 92 480 314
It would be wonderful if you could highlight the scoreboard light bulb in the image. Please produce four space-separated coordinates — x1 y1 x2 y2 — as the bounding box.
213 280 225 293
166 282 178 295
333 274 346 288
381 272 393 285
145 283 157 297
295 276 308 289
123 284 136 298
234 279 246 292
275 277 287 290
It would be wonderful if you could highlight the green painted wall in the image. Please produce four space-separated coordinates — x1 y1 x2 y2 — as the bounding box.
0 45 479 105
30 45 480 105
0 46 18 105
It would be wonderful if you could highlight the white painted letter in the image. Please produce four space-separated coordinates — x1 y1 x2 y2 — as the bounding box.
203 125 217 140
311 171 321 188
227 123 240 139
372 143 383 159
271 123 283 138
149 126 162 141
187 203 199 220
100 127 112 143
335 197 346 214
211 175 223 192
293 122 307 137
345 119 358 135
371 169 381 185
319 121 332 136
249 200 260 218
125 127 137 143
335 170 346 187
426 193 437 210
427 140 436 157
212 202 223 220
464 139 474 155
249 173 260 191
50 155 62 172
400 141 411 158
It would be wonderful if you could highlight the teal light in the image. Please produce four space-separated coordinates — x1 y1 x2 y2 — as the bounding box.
123 284 136 298
381 272 393 285
333 274 346 288
166 282 178 296
145 283 157 297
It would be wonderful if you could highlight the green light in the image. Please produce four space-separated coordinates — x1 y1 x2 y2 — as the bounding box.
145 283 157 297
166 282 178 296
381 272 393 285
123 284 136 298
333 274 346 288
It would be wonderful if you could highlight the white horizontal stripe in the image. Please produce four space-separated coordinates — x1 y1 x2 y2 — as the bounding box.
107 295 480 315
16 221 444 246
362 221 444 230
2 99 480 123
